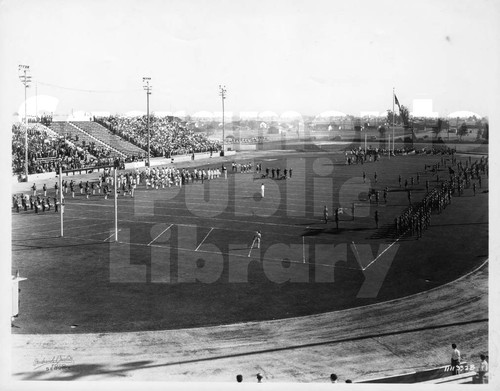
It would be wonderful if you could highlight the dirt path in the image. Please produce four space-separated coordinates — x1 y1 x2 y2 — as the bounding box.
11 260 488 382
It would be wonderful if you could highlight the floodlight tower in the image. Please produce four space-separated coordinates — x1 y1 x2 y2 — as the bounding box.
19 64 32 179
143 77 152 166
219 85 227 156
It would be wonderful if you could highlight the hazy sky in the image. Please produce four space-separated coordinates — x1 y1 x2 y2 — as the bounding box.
1 0 499 118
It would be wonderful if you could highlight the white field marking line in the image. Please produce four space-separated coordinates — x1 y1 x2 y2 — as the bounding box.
77 229 117 238
70 212 316 239
63 202 114 207
16 221 111 236
64 176 389 214
103 229 122 242
147 224 173 246
150 241 360 270
195 227 214 251
64 205 271 227
66 184 354 214
360 233 406 271
61 213 322 242
10 216 82 230
70 206 315 231
68 197 321 221
351 241 361 263
58 234 360 271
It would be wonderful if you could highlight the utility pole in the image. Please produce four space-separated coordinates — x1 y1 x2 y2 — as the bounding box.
59 162 64 237
392 87 395 155
219 85 227 156
19 65 32 180
35 80 38 120
114 168 118 242
143 77 152 166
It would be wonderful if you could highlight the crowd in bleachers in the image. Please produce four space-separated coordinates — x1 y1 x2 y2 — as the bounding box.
11 123 116 177
95 115 221 157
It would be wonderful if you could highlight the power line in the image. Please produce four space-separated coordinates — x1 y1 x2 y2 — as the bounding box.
36 80 143 94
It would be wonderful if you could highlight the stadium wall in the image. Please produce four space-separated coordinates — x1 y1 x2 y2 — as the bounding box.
124 161 145 170
25 172 58 182
235 144 257 151
145 150 236 168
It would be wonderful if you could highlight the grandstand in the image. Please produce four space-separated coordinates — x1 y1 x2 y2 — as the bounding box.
48 121 145 159
11 116 225 180
71 121 146 158
99 115 222 157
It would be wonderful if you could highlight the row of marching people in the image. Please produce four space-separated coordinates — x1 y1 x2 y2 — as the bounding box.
394 179 453 238
142 166 224 190
12 194 62 213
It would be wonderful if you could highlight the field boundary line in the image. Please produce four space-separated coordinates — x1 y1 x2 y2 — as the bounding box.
147 224 173 246
103 229 121 242
195 228 214 251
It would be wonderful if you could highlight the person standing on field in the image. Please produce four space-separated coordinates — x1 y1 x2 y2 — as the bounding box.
248 230 261 257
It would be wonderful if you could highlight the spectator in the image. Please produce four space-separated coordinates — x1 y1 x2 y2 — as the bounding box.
477 354 488 383
451 343 461 375
11 123 117 176
95 115 221 158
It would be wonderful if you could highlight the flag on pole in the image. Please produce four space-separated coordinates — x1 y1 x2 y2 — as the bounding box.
394 94 401 111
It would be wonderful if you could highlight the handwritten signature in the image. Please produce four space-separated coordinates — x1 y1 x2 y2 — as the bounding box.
33 355 74 370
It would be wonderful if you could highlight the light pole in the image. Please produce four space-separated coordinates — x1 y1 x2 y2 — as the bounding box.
19 65 31 180
143 77 152 166
219 85 227 156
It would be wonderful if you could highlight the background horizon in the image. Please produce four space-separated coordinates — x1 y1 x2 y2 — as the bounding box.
1 0 499 120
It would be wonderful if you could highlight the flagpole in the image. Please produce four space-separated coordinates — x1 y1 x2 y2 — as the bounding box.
392 87 395 155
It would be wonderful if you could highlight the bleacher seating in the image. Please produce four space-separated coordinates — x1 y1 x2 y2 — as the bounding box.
31 122 61 139
11 123 115 176
49 122 97 149
48 122 126 159
71 121 146 158
97 115 221 157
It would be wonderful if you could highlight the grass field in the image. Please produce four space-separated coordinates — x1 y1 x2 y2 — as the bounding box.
11 143 488 334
